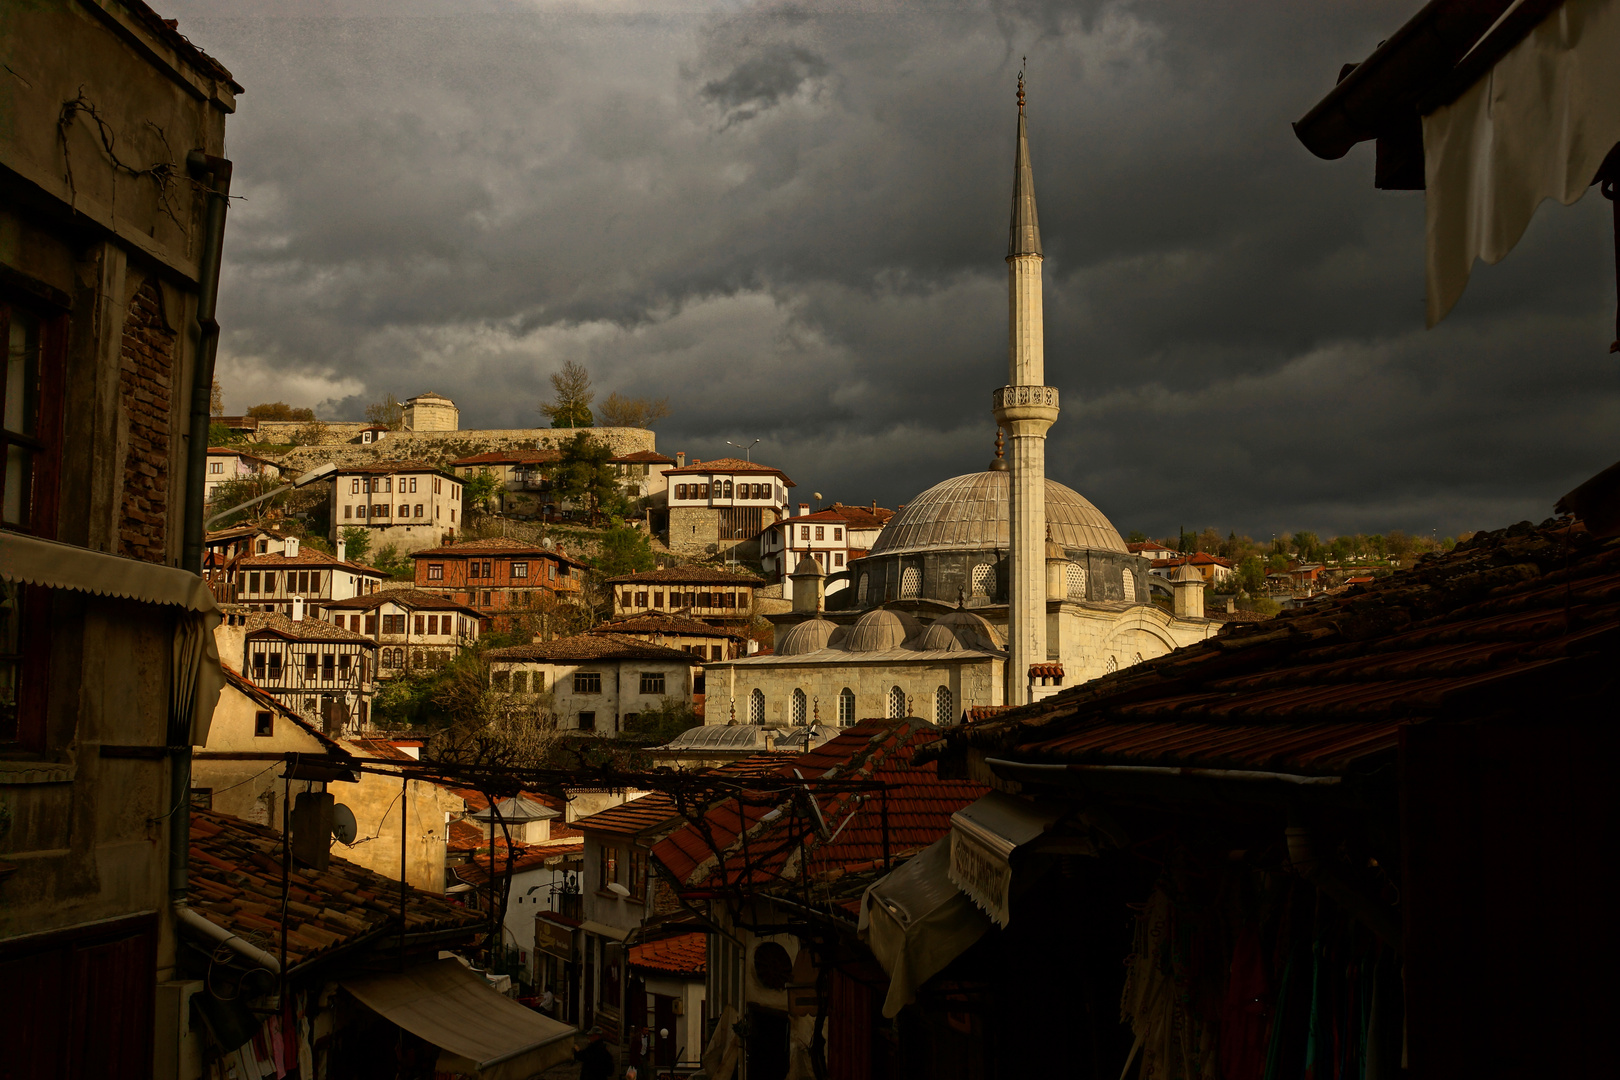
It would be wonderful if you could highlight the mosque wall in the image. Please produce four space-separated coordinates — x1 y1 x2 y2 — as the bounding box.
850 548 1153 608
706 656 1002 728
1050 604 1217 684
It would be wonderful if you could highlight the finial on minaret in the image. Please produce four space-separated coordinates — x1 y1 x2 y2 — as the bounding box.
1008 66 1042 258
1017 58 1026 114
989 428 1008 471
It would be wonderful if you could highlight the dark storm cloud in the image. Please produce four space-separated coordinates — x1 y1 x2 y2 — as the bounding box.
168 0 1619 540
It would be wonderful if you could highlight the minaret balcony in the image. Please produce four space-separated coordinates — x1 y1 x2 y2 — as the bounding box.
992 384 1060 428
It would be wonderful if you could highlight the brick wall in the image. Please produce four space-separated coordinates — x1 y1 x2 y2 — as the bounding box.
118 277 172 562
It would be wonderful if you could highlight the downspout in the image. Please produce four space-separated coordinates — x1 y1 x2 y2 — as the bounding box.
172 152 232 910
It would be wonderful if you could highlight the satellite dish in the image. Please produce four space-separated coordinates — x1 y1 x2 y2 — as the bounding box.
331 803 358 846
606 882 631 898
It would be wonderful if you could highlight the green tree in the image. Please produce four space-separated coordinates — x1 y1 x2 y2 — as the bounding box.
1266 553 1288 574
1293 531 1320 562
290 419 331 446
1386 530 1414 561
623 698 700 745
207 422 234 446
1125 530 1148 544
247 402 316 421
371 543 414 579
205 474 278 529
555 434 622 523
598 392 670 429
341 526 372 564
1237 555 1266 594
365 392 404 430
463 470 502 515
596 518 655 577
210 378 224 416
539 360 595 428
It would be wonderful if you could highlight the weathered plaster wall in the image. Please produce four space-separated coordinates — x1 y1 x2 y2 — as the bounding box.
328 759 461 894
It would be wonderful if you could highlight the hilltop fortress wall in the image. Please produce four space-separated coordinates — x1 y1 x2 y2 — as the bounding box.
262 426 659 472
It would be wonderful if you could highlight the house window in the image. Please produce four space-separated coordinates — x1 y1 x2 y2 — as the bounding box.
304 653 317 679
653 591 664 609
383 614 406 634
574 672 602 694
548 563 556 580
434 477 441 494
838 687 856 726
251 651 266 680
0 580 49 744
414 615 425 635
428 563 443 580
248 572 260 594
627 848 648 901
512 562 528 578
634 591 647 607
267 653 283 681
511 671 528 693
208 461 223 475
578 710 596 731
710 645 722 660
800 526 810 541
254 710 273 737
814 526 824 541
365 614 378 634
415 503 423 517
722 480 733 498
426 615 438 634
344 506 352 519
357 505 367 519
791 688 807 725
3 301 65 536
600 844 619 888
834 528 843 541
640 671 665 695
351 478 361 494
376 504 389 517
697 592 711 608
398 504 408 518
492 670 510 691
675 484 687 499
409 477 417 493
339 654 351 677
835 553 845 567
748 688 764 724
935 686 954 726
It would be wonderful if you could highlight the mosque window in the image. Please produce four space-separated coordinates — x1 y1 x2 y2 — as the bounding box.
791 689 807 726
838 687 856 726
1122 568 1137 601
887 685 905 718
749 688 765 724
901 567 921 599
857 575 868 603
935 686 954 726
971 563 994 598
1065 564 1087 600
1106 655 1118 673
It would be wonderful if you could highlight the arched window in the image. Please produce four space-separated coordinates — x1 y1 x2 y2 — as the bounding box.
935 686 954 726
1065 564 1087 600
1106 655 1118 674
857 575 868 603
1121 568 1136 602
838 687 856 726
900 566 920 599
887 685 906 719
971 563 995 598
723 480 733 498
791 689 807 726
749 688 765 724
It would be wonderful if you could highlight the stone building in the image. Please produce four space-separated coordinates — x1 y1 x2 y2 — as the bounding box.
0 3 237 1070
605 565 766 632
664 456 795 556
329 459 464 553
485 633 700 734
401 390 459 431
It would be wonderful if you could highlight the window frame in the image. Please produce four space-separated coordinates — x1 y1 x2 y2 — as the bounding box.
1 298 67 539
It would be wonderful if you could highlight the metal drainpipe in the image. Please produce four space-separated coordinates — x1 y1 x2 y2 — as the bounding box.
172 152 232 910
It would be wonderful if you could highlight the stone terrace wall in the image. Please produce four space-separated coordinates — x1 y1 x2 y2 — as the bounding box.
253 420 372 443
268 427 659 473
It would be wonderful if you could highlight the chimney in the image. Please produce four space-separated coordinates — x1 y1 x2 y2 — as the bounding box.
284 536 300 557
798 503 809 517
291 596 306 621
336 536 347 563
1225 596 1236 614
676 452 686 467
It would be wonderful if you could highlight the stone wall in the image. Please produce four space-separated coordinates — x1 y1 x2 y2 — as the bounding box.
669 506 722 556
117 277 173 563
264 427 659 473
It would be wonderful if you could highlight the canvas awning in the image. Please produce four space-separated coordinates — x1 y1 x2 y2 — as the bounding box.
342 958 577 1079
0 531 224 745
858 837 992 1019
946 792 1064 928
579 920 628 942
1423 0 1620 324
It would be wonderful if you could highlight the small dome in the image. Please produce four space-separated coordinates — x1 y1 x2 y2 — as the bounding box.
776 617 837 656
790 554 825 577
1173 562 1203 583
869 470 1127 558
842 608 921 653
914 610 1006 652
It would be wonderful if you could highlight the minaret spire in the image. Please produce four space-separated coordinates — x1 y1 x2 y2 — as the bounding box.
992 69 1060 707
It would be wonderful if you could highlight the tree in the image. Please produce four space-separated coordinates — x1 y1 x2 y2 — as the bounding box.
205 474 279 529
463 471 502 515
1196 527 1222 555
1386 530 1414 562
365 393 404 430
1125 530 1148 544
210 378 224 416
1237 555 1267 595
538 361 594 428
555 434 623 523
1293 531 1320 563
371 543 414 579
622 698 700 745
340 526 372 564
207 422 234 446
596 518 655 578
246 402 317 422
598 392 670 429
291 419 330 446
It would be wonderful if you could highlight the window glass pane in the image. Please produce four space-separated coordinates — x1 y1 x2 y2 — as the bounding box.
6 310 40 435
4 445 30 525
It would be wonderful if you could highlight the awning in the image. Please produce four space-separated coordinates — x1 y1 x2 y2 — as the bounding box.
579 919 628 942
858 837 992 1019
947 792 1064 928
1423 0 1620 323
342 958 577 1080
1 531 224 745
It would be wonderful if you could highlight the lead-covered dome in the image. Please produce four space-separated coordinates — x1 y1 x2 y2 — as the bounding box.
776 617 837 656
870 470 1127 557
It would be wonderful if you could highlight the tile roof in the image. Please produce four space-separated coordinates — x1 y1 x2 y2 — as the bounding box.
606 566 765 586
335 459 459 478
653 719 987 892
242 611 378 647
628 932 706 976
221 666 354 759
234 548 385 575
610 450 676 465
452 842 585 887
572 793 684 837
593 614 745 639
187 810 480 968
208 446 282 467
450 450 560 467
124 2 240 88
927 519 1620 778
827 503 894 530
321 588 483 616
487 632 697 663
769 509 850 527
1127 541 1176 553
412 537 590 566
1159 552 1236 569
666 458 796 485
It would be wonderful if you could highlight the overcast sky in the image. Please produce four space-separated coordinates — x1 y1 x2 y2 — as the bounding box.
170 0 1620 540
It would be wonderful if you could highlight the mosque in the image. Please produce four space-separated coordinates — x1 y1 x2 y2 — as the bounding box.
704 78 1217 728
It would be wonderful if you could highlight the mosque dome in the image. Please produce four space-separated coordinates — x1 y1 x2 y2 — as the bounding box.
869 470 1127 558
776 617 838 656
843 608 921 652
912 609 1006 653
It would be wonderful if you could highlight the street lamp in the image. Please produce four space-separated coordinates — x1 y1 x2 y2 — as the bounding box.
205 461 338 529
726 439 760 462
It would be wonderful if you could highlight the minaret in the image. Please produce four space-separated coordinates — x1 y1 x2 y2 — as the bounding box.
992 73 1060 707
